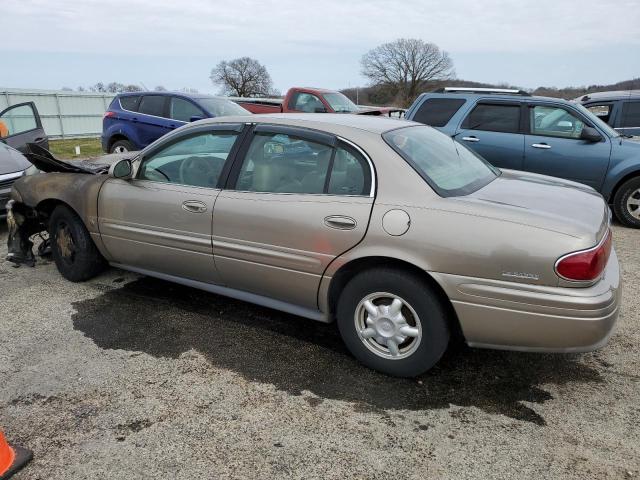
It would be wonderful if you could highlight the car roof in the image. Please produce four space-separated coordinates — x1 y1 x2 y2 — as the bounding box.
116 91 224 100
198 113 418 135
577 90 640 102
421 91 571 103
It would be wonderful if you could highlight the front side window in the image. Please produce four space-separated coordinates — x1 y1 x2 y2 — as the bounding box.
138 131 239 188
585 103 612 124
138 95 166 117
621 101 640 128
170 97 204 122
462 103 521 133
383 126 499 197
196 97 251 117
289 93 325 113
235 132 370 195
0 104 38 136
413 98 465 127
530 105 584 139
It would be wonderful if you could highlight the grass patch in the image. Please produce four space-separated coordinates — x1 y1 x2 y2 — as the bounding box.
49 137 103 159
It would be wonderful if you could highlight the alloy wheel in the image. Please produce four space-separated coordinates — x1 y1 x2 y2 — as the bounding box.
354 292 422 360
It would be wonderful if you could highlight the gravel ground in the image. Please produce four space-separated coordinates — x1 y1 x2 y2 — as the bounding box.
0 223 638 479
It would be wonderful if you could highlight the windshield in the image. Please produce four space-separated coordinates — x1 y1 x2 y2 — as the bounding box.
197 97 252 117
383 126 499 196
573 102 619 138
322 92 360 113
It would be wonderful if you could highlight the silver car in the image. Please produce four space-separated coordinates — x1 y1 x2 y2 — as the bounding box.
0 143 33 214
7 114 621 377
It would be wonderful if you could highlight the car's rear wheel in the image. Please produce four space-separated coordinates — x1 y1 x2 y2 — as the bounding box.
49 205 106 282
613 177 640 228
110 139 134 154
337 267 450 377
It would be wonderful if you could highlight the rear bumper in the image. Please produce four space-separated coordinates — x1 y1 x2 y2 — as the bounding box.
431 249 621 353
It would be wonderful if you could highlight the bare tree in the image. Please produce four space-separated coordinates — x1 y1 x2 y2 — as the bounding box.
361 38 454 105
154 85 167 91
210 57 274 97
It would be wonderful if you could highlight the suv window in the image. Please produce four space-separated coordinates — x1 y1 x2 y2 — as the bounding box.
138 95 166 117
413 98 465 127
621 101 640 128
462 103 521 133
236 132 333 193
585 103 612 124
138 131 239 188
119 95 141 112
289 93 325 113
0 103 38 136
530 105 584 139
170 97 204 122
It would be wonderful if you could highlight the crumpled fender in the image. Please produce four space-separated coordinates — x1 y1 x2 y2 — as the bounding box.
5 200 37 267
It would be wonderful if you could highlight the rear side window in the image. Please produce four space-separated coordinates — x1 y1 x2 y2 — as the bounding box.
462 103 521 133
412 98 465 127
328 145 370 196
138 96 166 117
119 95 140 111
621 101 640 128
170 97 204 122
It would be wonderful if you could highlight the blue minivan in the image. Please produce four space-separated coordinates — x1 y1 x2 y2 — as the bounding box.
405 87 640 228
101 91 250 154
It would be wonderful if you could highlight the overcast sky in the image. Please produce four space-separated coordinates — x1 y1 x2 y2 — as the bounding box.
2 0 639 94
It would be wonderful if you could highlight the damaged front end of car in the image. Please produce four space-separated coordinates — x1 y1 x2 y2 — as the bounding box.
6 198 48 267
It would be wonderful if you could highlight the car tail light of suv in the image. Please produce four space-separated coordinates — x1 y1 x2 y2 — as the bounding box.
555 230 612 282
103 111 116 119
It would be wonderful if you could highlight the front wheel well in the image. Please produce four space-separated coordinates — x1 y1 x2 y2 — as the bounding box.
326 256 464 341
608 171 640 203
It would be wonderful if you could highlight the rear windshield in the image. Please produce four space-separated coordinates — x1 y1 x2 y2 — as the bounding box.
196 98 251 117
383 126 499 197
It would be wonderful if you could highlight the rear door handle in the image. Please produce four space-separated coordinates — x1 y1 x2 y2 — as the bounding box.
324 215 357 230
462 136 479 143
34 137 46 143
182 200 207 213
532 143 551 149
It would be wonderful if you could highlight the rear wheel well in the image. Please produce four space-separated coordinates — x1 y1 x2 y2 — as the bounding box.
327 256 464 341
107 134 130 151
608 171 640 203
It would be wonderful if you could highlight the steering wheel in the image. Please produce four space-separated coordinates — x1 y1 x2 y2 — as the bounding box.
179 156 218 188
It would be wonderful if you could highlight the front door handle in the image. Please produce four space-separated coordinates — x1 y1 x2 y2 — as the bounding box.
182 200 207 213
462 136 479 143
324 215 357 230
532 143 551 149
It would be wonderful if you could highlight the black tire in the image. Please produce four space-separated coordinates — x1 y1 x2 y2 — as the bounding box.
109 139 134 154
612 177 640 228
337 267 450 377
49 205 106 282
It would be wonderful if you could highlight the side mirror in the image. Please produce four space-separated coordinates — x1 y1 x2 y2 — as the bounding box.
580 126 603 142
314 107 327 113
110 159 133 179
190 115 204 122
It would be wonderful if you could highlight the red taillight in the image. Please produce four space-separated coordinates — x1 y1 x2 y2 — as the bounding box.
555 230 612 282
103 111 116 119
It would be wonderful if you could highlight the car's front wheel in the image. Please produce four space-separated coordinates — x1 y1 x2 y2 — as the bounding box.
337 267 450 377
613 177 640 228
110 139 134 154
49 205 106 282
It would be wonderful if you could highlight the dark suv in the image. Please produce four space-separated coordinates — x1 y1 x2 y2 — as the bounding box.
101 92 250 153
405 87 640 227
578 90 640 137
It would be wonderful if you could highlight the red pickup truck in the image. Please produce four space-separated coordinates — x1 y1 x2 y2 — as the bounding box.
231 87 403 117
